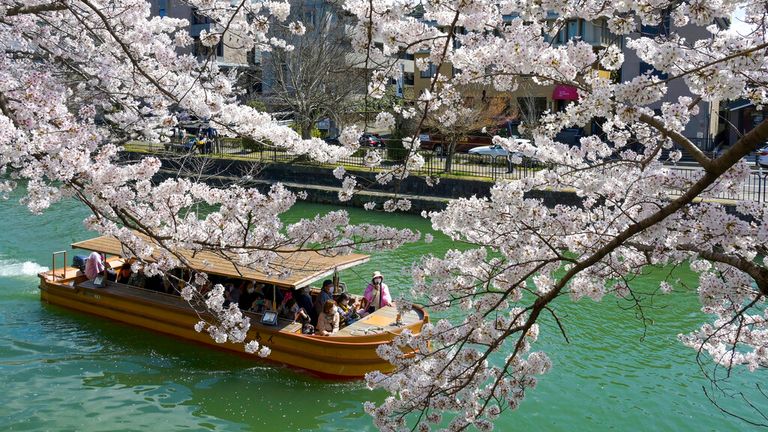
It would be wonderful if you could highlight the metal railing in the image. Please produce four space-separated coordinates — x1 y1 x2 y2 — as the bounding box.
131 138 768 202
137 138 547 181
52 250 67 280
667 166 768 202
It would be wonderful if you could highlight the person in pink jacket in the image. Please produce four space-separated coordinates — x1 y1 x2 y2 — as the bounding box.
84 252 105 281
362 271 392 314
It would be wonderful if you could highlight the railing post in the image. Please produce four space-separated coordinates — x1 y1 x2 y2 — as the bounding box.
51 250 67 280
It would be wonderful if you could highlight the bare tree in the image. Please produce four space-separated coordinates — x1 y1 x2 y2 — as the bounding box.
424 91 507 173
260 2 366 139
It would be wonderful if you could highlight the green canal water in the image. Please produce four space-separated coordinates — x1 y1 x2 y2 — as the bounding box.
0 187 763 431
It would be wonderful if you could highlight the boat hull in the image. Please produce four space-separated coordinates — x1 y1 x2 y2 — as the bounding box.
39 273 426 379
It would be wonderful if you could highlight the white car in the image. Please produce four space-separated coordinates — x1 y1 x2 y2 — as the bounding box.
758 145 768 167
468 138 531 158
468 144 511 157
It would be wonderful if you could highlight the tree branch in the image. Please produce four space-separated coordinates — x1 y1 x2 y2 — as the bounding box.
639 113 713 170
6 2 66 17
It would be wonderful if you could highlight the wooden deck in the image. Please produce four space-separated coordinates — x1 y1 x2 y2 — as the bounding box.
335 306 423 337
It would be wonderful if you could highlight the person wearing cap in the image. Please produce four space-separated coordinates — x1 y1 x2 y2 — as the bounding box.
314 279 336 314
361 271 392 314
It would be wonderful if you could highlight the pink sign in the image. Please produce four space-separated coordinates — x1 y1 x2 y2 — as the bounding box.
553 85 579 100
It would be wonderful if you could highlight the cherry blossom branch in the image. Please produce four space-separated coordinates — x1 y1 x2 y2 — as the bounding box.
638 113 713 170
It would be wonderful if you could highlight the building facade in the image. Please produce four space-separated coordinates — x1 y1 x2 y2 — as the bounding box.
620 17 727 149
148 0 260 98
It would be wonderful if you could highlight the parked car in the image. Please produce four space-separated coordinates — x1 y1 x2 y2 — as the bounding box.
359 132 384 148
468 138 531 157
758 145 768 167
468 144 510 157
418 132 493 155
323 136 341 146
419 121 527 155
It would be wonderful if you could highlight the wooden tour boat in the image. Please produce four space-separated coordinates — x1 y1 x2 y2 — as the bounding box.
38 235 428 379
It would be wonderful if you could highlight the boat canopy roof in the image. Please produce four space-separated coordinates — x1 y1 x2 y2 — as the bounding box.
71 235 370 289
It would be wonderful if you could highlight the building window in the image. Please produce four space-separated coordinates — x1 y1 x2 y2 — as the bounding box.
640 11 671 37
403 72 414 86
158 0 167 17
192 37 201 56
248 49 261 65
567 20 577 39
599 20 610 45
398 49 414 61
303 11 315 27
192 37 223 58
193 37 210 57
420 63 437 78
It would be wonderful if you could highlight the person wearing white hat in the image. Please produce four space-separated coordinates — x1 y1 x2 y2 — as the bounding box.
361 271 392 314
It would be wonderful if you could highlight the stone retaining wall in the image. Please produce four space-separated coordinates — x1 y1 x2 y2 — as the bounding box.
125 153 743 219
130 154 583 213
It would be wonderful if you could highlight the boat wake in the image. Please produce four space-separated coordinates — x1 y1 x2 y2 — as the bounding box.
0 257 48 277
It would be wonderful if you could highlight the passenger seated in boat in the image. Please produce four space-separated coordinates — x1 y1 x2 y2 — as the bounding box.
314 279 335 313
336 293 360 326
263 284 283 310
295 286 318 324
161 274 177 294
84 252 106 284
316 300 340 336
127 269 146 288
198 280 213 296
114 263 132 284
238 281 257 310
247 283 269 312
278 298 310 324
360 271 392 314
145 274 164 292
223 282 241 308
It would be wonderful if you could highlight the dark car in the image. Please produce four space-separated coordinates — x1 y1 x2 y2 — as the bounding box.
359 132 384 148
323 136 341 146
418 131 492 155
555 128 584 146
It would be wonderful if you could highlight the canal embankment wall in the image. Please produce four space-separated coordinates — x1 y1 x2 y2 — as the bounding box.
123 153 582 214
124 153 743 216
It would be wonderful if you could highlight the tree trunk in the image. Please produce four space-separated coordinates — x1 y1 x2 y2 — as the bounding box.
301 122 313 139
444 140 457 173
